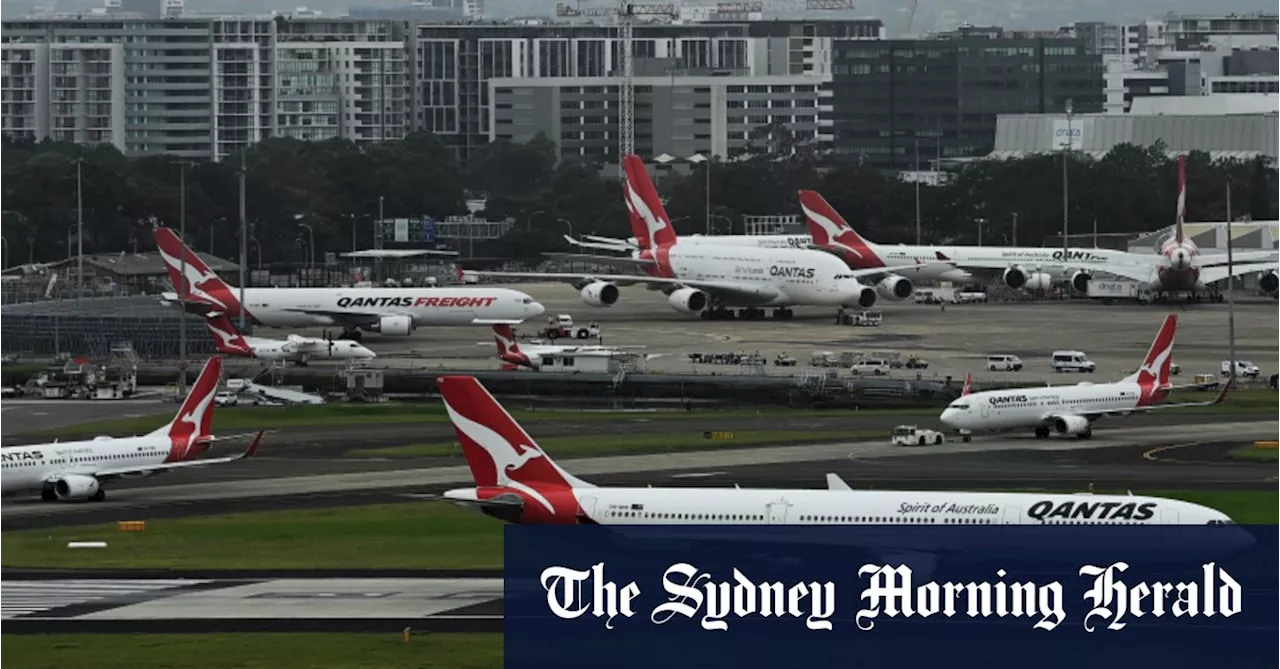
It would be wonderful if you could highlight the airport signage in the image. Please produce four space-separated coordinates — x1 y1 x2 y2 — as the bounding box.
769 266 816 279
1027 500 1158 521
1051 119 1088 150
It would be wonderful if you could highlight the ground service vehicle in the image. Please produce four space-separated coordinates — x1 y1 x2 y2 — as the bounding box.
538 315 599 340
1052 350 1096 373
892 425 945 446
1222 360 1260 379
851 359 890 376
986 354 1024 371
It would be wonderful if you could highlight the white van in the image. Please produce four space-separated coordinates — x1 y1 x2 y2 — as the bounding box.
851 359 890 376
986 354 1023 371
1052 350 1096 373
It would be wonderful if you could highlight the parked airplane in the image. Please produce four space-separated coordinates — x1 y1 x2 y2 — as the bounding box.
154 227 545 340
462 155 924 320
947 155 1276 296
0 357 262 502
491 324 641 370
204 312 375 364
940 314 1231 441
433 375 1237 528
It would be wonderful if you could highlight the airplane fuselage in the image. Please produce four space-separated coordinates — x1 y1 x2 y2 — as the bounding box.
939 381 1147 434
643 244 873 307
1 438 172 496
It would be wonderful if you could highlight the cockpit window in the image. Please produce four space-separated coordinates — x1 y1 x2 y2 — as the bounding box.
522 298 534 304
949 403 970 410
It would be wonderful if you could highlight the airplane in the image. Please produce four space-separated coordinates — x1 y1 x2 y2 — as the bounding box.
490 324 646 370
154 226 546 341
942 154 1277 297
433 374 1239 527
0 357 263 502
203 311 376 365
461 155 927 321
939 314 1232 441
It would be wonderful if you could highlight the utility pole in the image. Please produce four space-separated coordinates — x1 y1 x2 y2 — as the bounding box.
913 137 921 245
703 157 711 237
75 158 84 301
1011 212 1018 246
1226 177 1236 383
177 160 194 395
238 151 248 332
1062 98 1073 264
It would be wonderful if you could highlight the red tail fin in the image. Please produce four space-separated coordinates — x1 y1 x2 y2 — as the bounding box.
622 154 677 250
151 357 222 461
1175 154 1186 244
1129 314 1177 404
154 226 245 317
204 313 254 357
492 325 531 368
797 190 884 268
437 376 592 490
961 372 972 397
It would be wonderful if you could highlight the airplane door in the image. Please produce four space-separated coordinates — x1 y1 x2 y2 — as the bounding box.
766 499 791 524
980 402 991 419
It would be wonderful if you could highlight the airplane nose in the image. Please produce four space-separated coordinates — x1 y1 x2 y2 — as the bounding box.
939 409 958 426
528 301 546 318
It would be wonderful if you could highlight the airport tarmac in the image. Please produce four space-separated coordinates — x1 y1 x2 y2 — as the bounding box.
4 419 1273 530
227 286 1279 385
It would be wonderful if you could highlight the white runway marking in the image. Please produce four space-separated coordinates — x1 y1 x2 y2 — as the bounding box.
2 579 207 619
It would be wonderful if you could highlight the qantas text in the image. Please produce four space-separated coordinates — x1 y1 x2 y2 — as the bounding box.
336 296 498 309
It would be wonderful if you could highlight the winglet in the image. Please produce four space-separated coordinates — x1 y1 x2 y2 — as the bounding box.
243 431 264 458
1211 376 1234 405
825 473 852 491
961 372 973 397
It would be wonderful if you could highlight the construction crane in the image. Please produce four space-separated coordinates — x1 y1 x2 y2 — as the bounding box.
555 0 855 172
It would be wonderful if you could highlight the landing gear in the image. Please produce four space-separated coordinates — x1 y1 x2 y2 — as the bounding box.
773 308 793 320
1076 428 1093 440
90 489 106 502
701 306 794 320
1034 426 1051 439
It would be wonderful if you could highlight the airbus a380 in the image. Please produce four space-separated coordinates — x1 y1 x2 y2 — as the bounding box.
940 314 1231 441
0 357 262 502
155 227 545 340
464 155 923 320
434 375 1237 528
204 312 376 364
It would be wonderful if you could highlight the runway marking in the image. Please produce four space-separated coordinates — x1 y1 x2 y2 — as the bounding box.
1142 441 1256 466
2 579 208 619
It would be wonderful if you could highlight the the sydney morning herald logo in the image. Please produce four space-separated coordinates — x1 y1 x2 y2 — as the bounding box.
538 561 1240 632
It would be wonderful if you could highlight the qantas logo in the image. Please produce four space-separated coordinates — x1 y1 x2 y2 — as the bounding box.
625 176 669 250
1027 500 1157 522
1135 315 1176 403
166 358 221 462
770 266 816 279
798 191 885 269
988 394 1029 405
158 245 231 310
336 296 498 309
443 398 555 514
493 326 531 366
801 201 848 249
1 451 43 461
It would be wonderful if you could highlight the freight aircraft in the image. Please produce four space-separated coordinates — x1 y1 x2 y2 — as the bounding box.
433 375 1237 527
0 357 262 502
154 227 545 340
940 314 1231 440
203 312 376 364
461 155 924 320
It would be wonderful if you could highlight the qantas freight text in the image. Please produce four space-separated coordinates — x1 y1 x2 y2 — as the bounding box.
334 296 499 309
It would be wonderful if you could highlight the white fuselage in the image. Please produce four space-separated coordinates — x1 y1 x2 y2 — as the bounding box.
244 335 375 361
235 287 544 329
662 236 977 283
1 437 169 496
939 381 1145 433
446 486 1234 527
653 244 873 307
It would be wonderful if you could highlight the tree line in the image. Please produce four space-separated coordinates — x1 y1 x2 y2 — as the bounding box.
2 133 1274 267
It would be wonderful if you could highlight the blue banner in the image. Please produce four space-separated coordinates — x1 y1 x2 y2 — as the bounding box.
422 216 436 243
505 526 1277 669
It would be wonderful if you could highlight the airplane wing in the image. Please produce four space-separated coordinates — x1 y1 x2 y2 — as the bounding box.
463 270 783 304
935 254 1159 283
1199 261 1278 286
1198 251 1278 267
1040 380 1233 423
87 432 263 480
541 252 654 269
563 235 636 252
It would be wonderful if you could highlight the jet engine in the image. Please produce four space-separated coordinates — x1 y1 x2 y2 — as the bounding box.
1070 271 1091 293
1003 266 1030 289
666 287 708 314
1024 273 1053 291
1260 272 1278 295
579 281 620 308
876 275 914 300
1053 415 1090 436
375 314 413 336
54 474 101 501
857 287 877 309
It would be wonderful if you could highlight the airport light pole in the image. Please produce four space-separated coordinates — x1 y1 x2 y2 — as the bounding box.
237 151 248 332
1226 177 1236 383
1011 212 1018 246
1061 98 1073 264
654 153 710 235
74 157 85 301
297 218 315 270
558 217 573 239
177 159 195 395
914 138 922 245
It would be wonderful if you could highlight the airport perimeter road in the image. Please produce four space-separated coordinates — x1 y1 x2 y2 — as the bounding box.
4 419 1272 529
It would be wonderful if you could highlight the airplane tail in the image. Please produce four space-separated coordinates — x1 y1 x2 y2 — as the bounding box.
1174 154 1186 245
154 226 245 317
492 324 532 368
961 372 972 397
148 356 222 460
622 154 678 250
204 312 255 357
1123 314 1177 399
797 190 883 266
437 375 594 489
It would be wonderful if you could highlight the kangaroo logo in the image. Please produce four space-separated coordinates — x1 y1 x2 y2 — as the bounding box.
801 201 849 250
207 320 252 356
493 326 531 366
444 401 556 514
625 177 669 249
166 365 219 462
1134 317 1176 402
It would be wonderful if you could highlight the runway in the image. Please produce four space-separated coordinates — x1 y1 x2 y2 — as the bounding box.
4 419 1274 530
1 576 503 634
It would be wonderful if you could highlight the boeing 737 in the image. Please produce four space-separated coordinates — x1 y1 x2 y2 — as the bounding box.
0 357 262 502
434 375 1237 527
204 312 376 364
462 155 923 320
940 314 1231 440
155 227 545 340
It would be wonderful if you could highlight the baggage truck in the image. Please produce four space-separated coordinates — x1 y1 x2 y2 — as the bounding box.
1087 280 1151 304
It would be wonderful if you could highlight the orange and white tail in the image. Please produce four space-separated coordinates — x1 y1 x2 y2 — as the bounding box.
204 312 255 357
149 356 222 461
797 190 885 268
1124 314 1177 402
622 154 677 250
961 372 973 397
437 375 594 490
492 325 531 368
154 226 246 317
